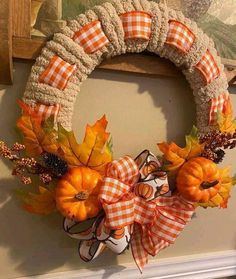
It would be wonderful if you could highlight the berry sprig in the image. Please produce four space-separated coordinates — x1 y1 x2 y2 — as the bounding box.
200 130 236 163
0 141 68 186
0 141 34 184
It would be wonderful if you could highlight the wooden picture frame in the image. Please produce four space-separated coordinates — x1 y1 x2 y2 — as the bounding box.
0 0 13 85
0 0 236 86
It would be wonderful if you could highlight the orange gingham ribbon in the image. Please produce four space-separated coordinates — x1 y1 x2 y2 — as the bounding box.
195 49 220 84
209 93 230 125
99 156 195 272
120 11 152 40
73 20 109 54
32 103 60 122
166 20 195 53
39 55 77 90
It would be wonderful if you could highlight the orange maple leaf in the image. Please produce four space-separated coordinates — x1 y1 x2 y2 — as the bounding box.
17 186 57 215
17 100 40 119
158 126 204 175
16 101 59 156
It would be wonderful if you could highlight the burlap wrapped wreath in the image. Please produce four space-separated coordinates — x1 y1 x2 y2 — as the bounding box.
1 0 235 273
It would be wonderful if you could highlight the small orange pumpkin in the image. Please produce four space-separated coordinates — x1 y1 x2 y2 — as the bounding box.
142 161 159 176
160 184 170 195
176 157 221 203
112 228 125 239
134 183 154 199
55 167 102 221
96 221 125 239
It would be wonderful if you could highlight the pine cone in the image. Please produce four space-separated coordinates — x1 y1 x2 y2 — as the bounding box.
42 153 68 177
214 149 225 164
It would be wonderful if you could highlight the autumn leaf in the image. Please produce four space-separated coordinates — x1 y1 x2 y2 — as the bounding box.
77 116 112 171
16 186 56 215
57 124 82 166
158 126 204 174
17 100 40 119
217 99 236 133
17 115 43 156
58 116 113 173
17 101 113 172
198 167 236 208
16 102 59 156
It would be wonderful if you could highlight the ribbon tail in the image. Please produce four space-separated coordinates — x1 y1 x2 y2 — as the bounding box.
79 240 106 262
63 215 103 240
151 233 170 255
131 224 148 273
141 226 157 257
141 225 170 258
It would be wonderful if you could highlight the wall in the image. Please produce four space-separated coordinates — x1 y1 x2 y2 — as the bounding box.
0 61 236 279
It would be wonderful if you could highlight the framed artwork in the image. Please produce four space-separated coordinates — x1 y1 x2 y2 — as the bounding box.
26 0 236 65
164 0 236 66
47 0 235 65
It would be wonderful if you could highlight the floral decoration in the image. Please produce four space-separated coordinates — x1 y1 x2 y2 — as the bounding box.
0 98 235 272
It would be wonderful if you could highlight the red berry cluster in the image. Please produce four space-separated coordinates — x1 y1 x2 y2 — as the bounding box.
0 141 53 186
200 130 236 163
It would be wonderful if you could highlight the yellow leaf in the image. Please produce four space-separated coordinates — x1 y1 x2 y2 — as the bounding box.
158 126 204 174
57 125 81 166
58 116 113 173
198 167 236 208
17 186 56 215
217 98 236 133
16 102 59 156
185 127 204 159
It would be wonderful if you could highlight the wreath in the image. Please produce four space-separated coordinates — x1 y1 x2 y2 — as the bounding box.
1 0 236 273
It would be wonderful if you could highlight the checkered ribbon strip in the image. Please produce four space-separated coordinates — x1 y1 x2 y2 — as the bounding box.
195 50 220 84
209 93 230 125
73 20 109 54
120 11 152 40
99 156 195 272
166 20 195 53
17 100 60 122
39 55 77 90
32 103 60 122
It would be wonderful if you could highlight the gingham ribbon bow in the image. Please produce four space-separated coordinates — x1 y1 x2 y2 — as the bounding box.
99 156 195 272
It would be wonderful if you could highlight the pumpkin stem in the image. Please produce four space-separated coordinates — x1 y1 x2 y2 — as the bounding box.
75 191 89 201
200 180 219 189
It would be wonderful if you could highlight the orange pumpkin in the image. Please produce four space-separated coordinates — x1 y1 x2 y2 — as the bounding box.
55 167 102 221
142 161 159 176
176 157 221 203
112 228 125 239
154 171 168 180
134 183 154 199
160 184 170 195
96 221 125 239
